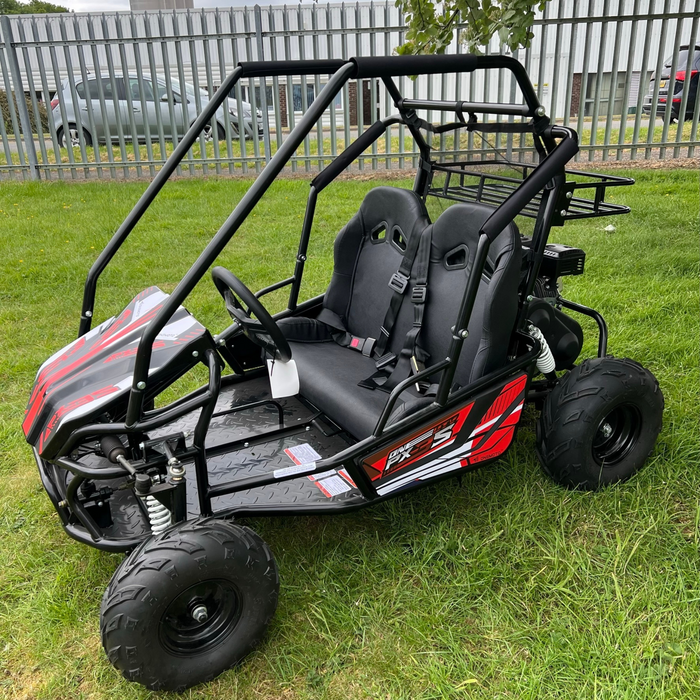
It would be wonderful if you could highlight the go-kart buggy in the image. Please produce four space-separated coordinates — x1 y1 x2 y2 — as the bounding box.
23 54 664 691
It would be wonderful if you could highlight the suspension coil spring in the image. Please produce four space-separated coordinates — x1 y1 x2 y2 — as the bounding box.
144 495 172 534
528 324 557 375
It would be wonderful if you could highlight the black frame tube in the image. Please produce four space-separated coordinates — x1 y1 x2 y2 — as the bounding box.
78 66 247 336
125 62 356 426
288 185 317 309
399 99 532 117
560 298 609 357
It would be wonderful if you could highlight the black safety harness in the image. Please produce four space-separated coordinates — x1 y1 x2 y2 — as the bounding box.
315 219 434 393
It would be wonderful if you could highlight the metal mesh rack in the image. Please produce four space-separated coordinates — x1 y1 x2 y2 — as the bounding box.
427 160 634 226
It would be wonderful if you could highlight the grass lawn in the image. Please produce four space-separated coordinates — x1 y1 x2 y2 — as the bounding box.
0 168 698 699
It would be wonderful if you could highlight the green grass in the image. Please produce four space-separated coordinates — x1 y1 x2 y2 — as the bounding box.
0 169 698 699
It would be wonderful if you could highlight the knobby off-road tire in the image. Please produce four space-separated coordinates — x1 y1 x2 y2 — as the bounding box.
100 517 279 691
537 357 664 490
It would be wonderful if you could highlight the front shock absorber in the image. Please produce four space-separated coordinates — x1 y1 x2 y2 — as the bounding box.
134 473 172 535
144 495 172 534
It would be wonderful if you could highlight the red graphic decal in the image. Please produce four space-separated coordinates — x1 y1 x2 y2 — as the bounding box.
364 403 473 481
38 385 119 452
23 288 165 437
470 374 527 437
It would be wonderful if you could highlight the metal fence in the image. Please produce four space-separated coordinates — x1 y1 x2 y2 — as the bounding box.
0 0 698 180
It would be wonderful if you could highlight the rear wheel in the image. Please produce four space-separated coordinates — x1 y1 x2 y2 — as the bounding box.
536 357 663 490
57 125 92 148
100 517 279 691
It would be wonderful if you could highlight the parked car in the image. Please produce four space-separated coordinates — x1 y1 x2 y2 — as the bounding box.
51 73 263 147
642 44 699 122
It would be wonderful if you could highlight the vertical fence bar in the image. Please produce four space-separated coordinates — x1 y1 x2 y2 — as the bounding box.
575 0 594 162
115 14 144 178
0 28 17 179
601 2 623 160
101 12 131 178
185 9 208 176
630 0 654 160
659 13 684 159
588 0 610 161
676 7 698 158
645 0 671 159
16 18 49 179
254 4 272 163
270 7 284 158
32 16 64 180
200 11 221 175
0 16 39 180
616 0 640 160
73 15 104 179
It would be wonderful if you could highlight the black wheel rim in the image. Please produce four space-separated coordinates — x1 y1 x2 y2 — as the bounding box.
160 579 241 656
592 403 642 467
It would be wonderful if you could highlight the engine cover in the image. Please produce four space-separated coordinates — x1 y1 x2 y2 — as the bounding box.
527 299 583 371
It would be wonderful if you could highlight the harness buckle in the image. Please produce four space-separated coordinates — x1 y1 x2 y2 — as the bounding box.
375 352 396 370
411 284 427 303
388 271 409 294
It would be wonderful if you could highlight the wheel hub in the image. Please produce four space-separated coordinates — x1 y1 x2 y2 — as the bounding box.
160 579 241 656
592 403 642 467
191 604 209 623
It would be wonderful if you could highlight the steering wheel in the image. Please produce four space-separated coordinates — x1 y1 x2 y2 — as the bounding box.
211 266 292 363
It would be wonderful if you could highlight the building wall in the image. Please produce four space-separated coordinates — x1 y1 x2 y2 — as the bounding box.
130 0 193 10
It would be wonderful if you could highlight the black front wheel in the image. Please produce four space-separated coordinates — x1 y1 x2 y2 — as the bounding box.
536 357 664 490
100 517 279 691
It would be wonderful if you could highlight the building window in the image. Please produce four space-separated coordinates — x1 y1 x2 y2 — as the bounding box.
292 83 342 112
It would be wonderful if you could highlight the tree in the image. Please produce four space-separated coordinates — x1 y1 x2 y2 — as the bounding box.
0 0 69 14
396 0 548 56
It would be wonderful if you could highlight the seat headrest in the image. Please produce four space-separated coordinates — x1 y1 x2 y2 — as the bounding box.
358 186 430 246
430 202 520 270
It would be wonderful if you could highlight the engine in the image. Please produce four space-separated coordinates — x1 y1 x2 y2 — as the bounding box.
521 236 586 370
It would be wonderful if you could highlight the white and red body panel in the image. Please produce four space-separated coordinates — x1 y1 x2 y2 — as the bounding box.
23 287 214 459
362 374 528 496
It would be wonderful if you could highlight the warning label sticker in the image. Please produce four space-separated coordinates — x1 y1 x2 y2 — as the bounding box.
314 475 353 498
307 469 337 482
284 443 322 465
273 462 316 479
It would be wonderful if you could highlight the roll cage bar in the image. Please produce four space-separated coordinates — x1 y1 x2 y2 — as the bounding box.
75 54 580 432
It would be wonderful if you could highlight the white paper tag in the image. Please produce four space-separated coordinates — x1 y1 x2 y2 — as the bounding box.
267 358 300 398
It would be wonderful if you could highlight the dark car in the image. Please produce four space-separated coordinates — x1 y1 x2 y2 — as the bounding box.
643 44 700 122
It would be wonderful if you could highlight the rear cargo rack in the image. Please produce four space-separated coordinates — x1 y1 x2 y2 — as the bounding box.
427 160 634 226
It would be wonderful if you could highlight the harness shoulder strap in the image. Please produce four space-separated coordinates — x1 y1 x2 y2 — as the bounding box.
381 224 433 392
373 218 428 359
358 225 433 392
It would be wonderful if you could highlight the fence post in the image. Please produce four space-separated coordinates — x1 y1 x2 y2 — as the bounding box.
254 4 272 163
0 15 39 181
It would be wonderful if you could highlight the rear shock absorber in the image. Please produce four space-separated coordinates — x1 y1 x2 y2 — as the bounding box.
528 324 557 380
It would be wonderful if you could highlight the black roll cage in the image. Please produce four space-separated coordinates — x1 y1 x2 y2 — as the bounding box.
76 54 579 423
